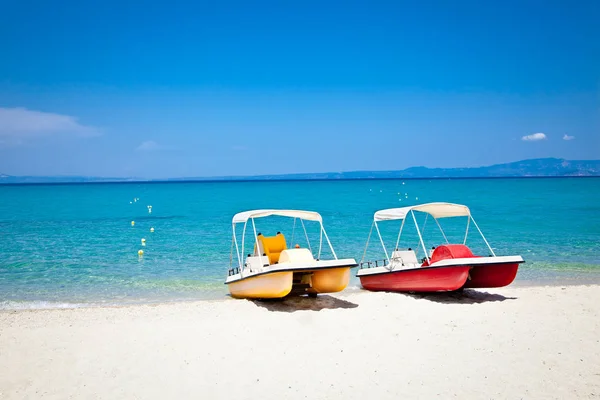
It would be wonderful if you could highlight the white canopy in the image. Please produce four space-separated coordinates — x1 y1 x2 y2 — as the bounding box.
232 209 323 224
374 202 470 221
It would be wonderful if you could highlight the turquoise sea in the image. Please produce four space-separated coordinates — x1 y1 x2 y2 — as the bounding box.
1 178 599 309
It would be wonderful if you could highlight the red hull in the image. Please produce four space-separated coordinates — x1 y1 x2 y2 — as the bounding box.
359 266 470 293
463 263 519 288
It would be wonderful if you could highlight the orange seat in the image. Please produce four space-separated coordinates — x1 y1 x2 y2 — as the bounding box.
255 233 287 264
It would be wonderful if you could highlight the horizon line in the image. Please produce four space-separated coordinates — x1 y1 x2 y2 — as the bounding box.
2 175 600 187
2 156 599 182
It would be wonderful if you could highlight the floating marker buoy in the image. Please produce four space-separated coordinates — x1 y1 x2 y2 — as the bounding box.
402 182 405 185
138 249 144 256
150 227 154 233
131 221 135 226
129 201 132 204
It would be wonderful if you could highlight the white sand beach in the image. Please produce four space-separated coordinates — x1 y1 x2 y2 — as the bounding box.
1 285 599 399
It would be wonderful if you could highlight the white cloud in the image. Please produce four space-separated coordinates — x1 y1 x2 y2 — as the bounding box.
0 107 99 139
563 134 575 141
521 132 547 141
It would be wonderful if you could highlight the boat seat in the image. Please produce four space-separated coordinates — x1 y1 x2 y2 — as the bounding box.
255 233 288 264
278 248 315 264
430 244 475 263
390 250 419 268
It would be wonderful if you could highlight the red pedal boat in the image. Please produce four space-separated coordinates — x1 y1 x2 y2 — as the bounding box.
357 202 524 292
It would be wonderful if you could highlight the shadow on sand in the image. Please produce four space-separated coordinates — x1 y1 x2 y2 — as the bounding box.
406 288 516 304
251 295 359 313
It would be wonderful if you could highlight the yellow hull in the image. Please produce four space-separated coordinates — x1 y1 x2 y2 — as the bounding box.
228 271 293 299
227 267 352 299
310 267 351 294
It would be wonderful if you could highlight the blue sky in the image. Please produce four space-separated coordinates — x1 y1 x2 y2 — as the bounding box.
0 0 598 178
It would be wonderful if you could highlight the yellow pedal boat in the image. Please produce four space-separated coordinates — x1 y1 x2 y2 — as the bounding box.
225 209 357 299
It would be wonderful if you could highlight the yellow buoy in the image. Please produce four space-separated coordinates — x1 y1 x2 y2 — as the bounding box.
131 221 135 226
150 227 154 232
138 249 144 256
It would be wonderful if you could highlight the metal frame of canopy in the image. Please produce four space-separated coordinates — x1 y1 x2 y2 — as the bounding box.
230 209 338 274
362 202 496 266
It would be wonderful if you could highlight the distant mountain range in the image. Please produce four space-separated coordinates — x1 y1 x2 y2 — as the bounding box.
1 158 599 184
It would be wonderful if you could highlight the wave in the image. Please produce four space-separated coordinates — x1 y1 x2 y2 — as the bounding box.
0 300 93 310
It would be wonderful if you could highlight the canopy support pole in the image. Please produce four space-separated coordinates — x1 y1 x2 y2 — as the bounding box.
415 214 429 251
471 216 496 256
290 218 297 245
394 218 406 251
464 217 470 245
321 223 337 260
229 233 234 267
374 221 390 263
360 221 374 264
318 225 323 259
251 218 266 268
421 214 429 235
434 218 449 244
411 211 430 264
300 218 312 254
241 221 248 271
232 223 242 268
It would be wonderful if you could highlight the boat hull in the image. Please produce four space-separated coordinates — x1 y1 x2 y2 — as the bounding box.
227 265 354 299
358 266 470 293
228 271 293 299
310 267 351 294
463 263 520 288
